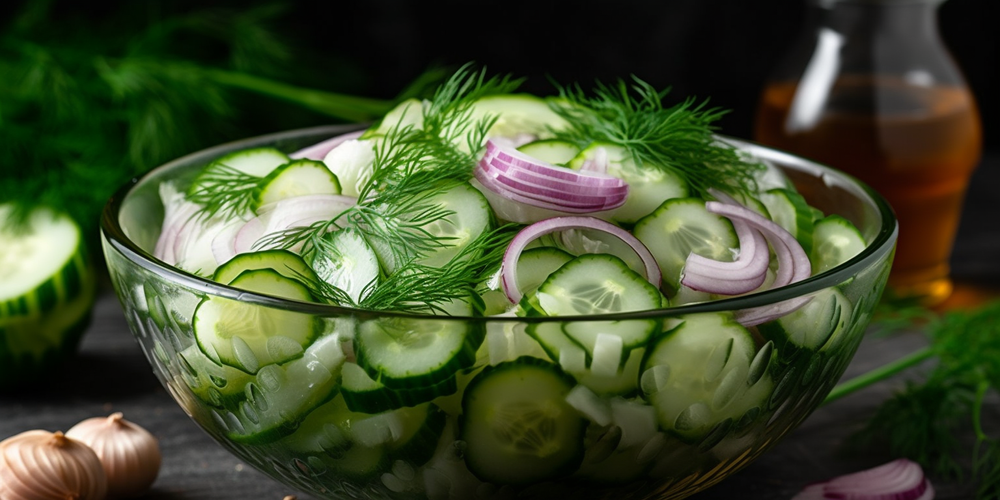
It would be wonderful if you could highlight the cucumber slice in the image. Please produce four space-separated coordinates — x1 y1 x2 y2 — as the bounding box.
460 356 586 485
0 205 96 389
810 215 867 274
633 197 739 293
372 182 493 273
466 94 570 141
252 159 342 210
212 249 318 286
310 228 380 305
194 269 320 373
516 139 581 166
758 287 853 356
360 98 425 140
515 247 573 297
187 147 290 196
341 362 457 414
568 143 689 224
527 254 662 361
354 298 485 389
640 313 774 444
224 333 346 444
757 188 819 255
413 182 493 269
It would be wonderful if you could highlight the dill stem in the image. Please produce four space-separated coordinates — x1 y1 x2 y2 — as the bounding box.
203 68 393 122
822 346 936 405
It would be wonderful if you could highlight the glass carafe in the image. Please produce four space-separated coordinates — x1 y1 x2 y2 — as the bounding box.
753 0 982 306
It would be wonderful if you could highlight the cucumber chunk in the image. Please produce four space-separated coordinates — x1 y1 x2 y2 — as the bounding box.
252 159 342 210
460 356 586 485
810 215 867 274
633 197 739 293
194 269 319 373
640 313 774 443
0 205 96 389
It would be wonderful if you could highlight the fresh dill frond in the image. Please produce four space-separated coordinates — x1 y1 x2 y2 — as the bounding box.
186 164 261 220
548 76 765 199
354 223 520 314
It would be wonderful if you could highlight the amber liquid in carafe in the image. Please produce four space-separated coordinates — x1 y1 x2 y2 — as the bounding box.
754 77 982 304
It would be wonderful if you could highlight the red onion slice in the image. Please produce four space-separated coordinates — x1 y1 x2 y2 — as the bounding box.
791 459 934 500
484 140 625 187
501 216 661 304
474 168 624 214
484 157 630 196
478 165 627 208
289 130 365 161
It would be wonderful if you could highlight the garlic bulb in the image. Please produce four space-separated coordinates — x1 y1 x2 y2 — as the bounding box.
66 413 161 499
0 429 108 500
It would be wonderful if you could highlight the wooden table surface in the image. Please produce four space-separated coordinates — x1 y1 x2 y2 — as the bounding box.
3 151 998 499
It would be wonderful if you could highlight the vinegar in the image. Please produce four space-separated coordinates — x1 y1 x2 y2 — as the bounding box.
754 77 982 304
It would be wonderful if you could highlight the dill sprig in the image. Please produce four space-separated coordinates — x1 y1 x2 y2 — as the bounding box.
186 164 261 221
549 76 765 199
353 224 520 315
835 300 1000 497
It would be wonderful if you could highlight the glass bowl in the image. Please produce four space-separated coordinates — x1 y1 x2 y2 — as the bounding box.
100 124 897 500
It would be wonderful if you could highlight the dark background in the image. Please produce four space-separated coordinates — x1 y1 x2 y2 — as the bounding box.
4 0 992 146
288 0 996 146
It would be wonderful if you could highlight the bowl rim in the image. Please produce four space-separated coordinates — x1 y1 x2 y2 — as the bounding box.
100 124 898 323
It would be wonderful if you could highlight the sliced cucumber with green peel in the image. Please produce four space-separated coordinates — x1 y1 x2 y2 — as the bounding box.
461 356 586 485
194 269 320 373
359 98 425 140
758 188 819 255
757 287 853 356
354 298 485 389
341 361 457 414
0 205 96 390
568 143 689 224
187 147 290 196
810 215 867 274
212 249 318 286
177 345 253 409
252 159 342 210
517 139 581 166
515 247 573 298
529 255 662 362
633 197 739 293
224 332 346 444
640 313 774 443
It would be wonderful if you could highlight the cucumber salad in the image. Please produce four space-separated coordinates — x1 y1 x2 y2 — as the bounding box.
152 68 868 493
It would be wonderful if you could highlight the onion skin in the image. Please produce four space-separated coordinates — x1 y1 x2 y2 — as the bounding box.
0 430 108 500
67 413 161 499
